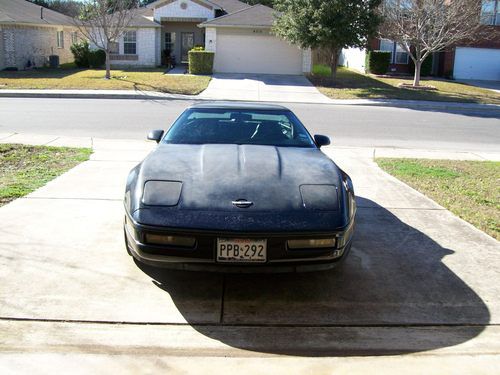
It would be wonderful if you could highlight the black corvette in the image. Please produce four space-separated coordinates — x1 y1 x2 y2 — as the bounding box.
124 103 356 272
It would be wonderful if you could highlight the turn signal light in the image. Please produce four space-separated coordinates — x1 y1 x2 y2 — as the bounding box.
287 238 336 249
145 234 196 248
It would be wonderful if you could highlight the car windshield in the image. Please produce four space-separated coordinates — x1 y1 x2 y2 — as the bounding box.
162 108 316 148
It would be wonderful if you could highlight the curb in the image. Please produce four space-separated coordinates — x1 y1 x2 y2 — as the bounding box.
0 91 197 102
0 90 499 113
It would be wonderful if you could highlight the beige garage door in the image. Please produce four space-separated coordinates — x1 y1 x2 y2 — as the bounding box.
215 29 303 75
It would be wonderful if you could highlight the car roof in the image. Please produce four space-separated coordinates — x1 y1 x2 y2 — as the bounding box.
189 102 290 111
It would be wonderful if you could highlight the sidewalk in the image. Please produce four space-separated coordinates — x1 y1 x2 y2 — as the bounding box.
1 88 500 112
1 132 499 161
0 135 499 372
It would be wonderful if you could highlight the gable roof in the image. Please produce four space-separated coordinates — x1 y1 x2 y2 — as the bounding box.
209 0 250 13
200 4 276 28
0 0 73 26
128 7 160 28
147 0 249 14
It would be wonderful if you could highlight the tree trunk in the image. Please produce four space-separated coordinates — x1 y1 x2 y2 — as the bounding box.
413 60 421 87
330 48 340 82
105 50 111 80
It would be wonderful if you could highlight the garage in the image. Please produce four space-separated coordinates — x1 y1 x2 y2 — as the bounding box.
214 29 303 75
454 47 500 81
200 4 308 75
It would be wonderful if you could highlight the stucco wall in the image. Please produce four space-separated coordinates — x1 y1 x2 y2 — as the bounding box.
0 24 75 70
204 27 216 52
339 47 366 73
154 0 214 22
110 28 160 67
302 48 312 73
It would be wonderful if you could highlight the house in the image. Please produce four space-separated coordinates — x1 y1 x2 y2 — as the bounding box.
110 0 311 75
0 0 78 70
341 1 500 81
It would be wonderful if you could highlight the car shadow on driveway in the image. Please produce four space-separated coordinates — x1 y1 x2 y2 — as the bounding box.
137 197 490 356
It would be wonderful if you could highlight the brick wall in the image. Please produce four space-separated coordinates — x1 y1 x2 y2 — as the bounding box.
0 24 76 70
0 26 4 70
110 28 160 67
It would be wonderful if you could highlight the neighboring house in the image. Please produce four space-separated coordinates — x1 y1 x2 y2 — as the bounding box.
341 0 500 81
0 0 77 70
111 0 311 75
108 7 161 67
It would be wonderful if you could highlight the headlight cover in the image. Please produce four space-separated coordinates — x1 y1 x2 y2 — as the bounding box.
142 180 182 206
300 184 339 210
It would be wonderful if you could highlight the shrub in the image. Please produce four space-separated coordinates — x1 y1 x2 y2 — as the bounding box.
409 54 433 77
366 51 391 74
312 64 332 77
88 49 106 69
188 49 214 75
70 41 106 69
70 41 90 68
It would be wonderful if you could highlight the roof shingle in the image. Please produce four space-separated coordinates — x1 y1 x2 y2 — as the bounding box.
200 4 276 28
0 0 74 26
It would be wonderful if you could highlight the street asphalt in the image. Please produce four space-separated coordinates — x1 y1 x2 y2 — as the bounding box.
0 98 499 152
0 134 499 373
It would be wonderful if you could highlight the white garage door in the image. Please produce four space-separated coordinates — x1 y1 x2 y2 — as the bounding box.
215 30 303 75
454 47 500 81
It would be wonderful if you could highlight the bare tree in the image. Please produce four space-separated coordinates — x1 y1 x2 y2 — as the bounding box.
73 0 137 79
380 0 485 86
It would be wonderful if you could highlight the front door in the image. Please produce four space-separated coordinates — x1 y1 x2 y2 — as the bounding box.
181 32 194 63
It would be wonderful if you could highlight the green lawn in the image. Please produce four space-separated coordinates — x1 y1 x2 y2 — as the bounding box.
309 65 500 104
0 67 211 95
0 144 92 206
377 158 500 240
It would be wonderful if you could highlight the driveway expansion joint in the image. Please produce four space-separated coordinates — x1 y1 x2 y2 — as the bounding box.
22 197 122 202
0 317 496 329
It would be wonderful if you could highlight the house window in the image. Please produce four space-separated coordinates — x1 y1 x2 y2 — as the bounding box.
57 31 64 48
394 44 409 64
71 31 78 45
109 41 119 54
480 0 499 25
123 31 137 54
380 39 409 64
165 32 175 54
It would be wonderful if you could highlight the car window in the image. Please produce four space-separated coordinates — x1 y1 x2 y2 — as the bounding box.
162 109 316 148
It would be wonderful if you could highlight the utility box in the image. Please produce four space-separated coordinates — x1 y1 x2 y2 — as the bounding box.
49 55 59 68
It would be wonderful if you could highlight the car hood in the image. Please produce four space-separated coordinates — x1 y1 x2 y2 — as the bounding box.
135 144 342 212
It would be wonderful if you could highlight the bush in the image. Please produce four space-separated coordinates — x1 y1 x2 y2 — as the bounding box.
88 49 106 69
70 41 90 68
70 41 106 69
409 54 433 77
188 49 214 75
366 51 391 74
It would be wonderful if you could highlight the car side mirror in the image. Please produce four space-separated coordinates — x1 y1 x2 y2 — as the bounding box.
314 134 331 148
147 129 164 143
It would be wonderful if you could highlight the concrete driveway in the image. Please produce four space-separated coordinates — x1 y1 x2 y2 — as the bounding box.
199 73 333 103
0 137 499 372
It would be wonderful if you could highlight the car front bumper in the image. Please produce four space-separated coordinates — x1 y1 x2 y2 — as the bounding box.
124 214 354 273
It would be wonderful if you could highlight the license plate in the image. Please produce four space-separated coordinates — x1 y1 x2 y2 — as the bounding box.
217 238 267 263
